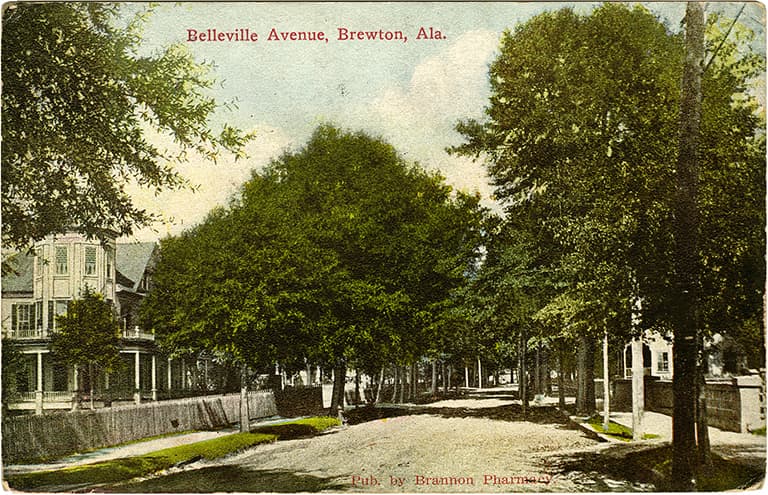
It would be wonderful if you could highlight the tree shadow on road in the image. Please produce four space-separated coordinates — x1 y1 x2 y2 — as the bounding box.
548 442 765 492
105 466 347 493
347 404 581 428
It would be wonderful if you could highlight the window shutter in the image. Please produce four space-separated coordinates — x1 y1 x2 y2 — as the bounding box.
11 303 17 330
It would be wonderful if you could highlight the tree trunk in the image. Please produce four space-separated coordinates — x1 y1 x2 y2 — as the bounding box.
535 343 541 396
602 330 610 432
354 369 361 407
330 364 346 413
239 365 250 433
672 3 704 490
89 363 95 410
696 341 712 471
477 357 482 389
576 334 596 415
401 366 408 402
558 341 566 410
520 330 528 414
445 365 451 394
465 366 469 388
431 361 437 394
391 367 399 403
375 367 384 404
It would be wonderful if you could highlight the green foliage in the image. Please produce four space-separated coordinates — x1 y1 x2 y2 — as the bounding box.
1 338 26 410
50 287 122 376
1 3 252 250
141 125 486 376
586 415 659 441
5 432 276 490
452 4 764 359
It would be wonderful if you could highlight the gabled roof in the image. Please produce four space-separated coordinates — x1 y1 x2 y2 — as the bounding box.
1 242 158 295
1 253 34 293
116 242 157 292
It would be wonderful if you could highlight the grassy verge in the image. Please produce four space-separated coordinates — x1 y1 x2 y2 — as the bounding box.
250 416 341 440
6 432 277 491
587 416 659 441
626 446 764 491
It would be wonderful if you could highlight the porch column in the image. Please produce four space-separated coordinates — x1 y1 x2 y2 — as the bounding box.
151 354 157 401
35 352 43 415
167 358 173 392
134 351 141 404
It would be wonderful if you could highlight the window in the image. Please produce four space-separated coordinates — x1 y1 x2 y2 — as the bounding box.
657 352 670 372
35 301 43 330
11 303 35 332
106 254 112 279
85 246 97 276
55 246 68 275
48 300 68 331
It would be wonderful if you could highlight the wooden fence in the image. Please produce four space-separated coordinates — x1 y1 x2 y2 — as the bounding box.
2 391 278 463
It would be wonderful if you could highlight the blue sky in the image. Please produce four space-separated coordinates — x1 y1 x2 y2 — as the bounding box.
122 2 765 242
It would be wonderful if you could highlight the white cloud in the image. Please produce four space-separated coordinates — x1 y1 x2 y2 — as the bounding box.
122 125 293 242
347 30 501 209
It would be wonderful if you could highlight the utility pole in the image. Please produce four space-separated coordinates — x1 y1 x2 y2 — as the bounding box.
672 2 705 490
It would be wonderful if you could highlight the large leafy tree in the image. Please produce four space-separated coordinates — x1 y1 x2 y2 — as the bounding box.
2 3 251 250
142 125 486 410
50 287 123 409
453 2 764 476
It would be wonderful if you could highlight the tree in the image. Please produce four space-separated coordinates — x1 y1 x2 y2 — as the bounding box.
671 3 705 489
142 125 486 411
2 3 251 250
452 3 764 477
1 338 26 414
50 287 122 409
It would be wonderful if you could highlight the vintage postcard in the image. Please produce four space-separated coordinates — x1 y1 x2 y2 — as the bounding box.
1 1 765 492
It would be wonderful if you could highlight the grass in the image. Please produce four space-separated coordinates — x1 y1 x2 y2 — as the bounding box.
6 416 341 491
625 445 764 491
250 416 341 440
587 415 659 441
5 432 277 491
750 426 766 436
6 429 203 465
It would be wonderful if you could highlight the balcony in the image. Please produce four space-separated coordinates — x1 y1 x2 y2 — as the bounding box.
121 326 155 341
2 328 47 340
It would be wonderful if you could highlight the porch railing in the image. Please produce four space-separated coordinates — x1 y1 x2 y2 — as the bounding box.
121 326 155 341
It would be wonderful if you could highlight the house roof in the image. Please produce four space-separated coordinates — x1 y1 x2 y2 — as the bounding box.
1 242 158 295
115 242 157 292
1 253 34 293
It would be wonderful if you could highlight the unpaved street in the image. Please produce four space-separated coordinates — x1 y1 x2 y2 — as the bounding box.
116 399 655 492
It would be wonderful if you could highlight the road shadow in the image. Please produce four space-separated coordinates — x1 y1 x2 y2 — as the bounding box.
101 466 346 493
347 404 581 428
548 442 765 491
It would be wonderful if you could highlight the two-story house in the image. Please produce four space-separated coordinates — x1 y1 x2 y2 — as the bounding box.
2 231 191 413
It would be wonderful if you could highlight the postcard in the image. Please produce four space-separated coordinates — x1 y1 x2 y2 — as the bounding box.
1 1 765 492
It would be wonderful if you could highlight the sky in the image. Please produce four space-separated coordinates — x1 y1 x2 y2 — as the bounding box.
121 1 765 243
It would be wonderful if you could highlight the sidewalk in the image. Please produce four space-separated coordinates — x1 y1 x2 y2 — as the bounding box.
2 415 301 476
609 410 766 467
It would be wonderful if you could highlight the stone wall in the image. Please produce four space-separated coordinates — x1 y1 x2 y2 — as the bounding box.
612 374 765 433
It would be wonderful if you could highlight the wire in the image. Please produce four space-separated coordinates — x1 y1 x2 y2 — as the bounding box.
703 2 747 73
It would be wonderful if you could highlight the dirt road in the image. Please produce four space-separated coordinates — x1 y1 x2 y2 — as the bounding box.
115 399 655 492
